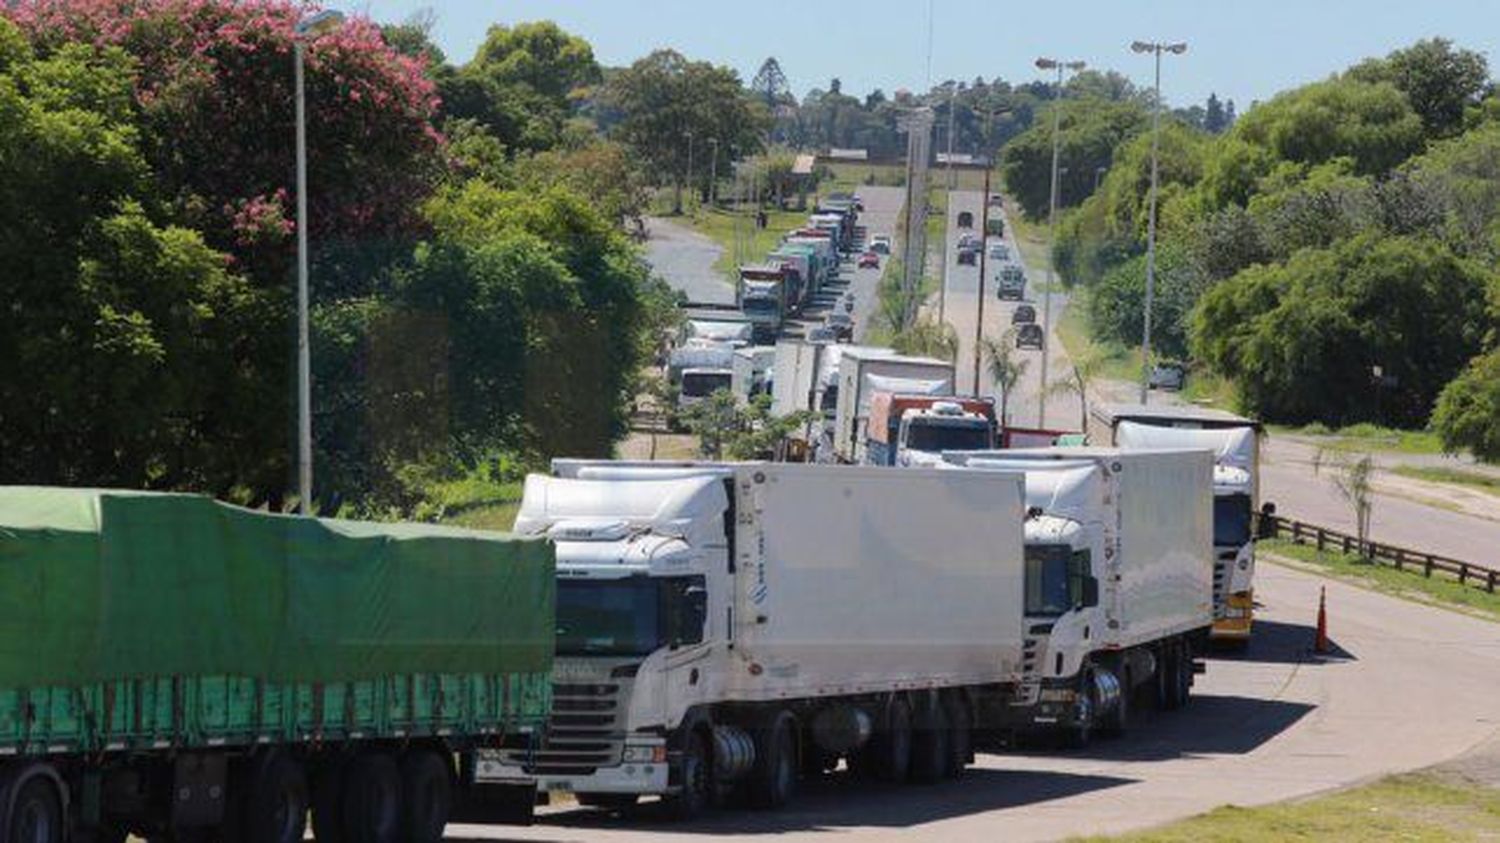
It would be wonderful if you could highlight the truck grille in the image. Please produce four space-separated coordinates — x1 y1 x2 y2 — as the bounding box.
1212 552 1233 618
500 682 625 775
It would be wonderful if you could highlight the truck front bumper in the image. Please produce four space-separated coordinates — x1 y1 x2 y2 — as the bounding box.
472 744 670 795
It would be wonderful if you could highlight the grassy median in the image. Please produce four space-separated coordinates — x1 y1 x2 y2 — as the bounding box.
1082 772 1500 842
1263 540 1500 622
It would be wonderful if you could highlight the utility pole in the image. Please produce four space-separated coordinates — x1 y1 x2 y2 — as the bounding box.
972 165 991 395
684 130 695 211
1034 57 1085 428
946 87 957 189
1131 40 1188 404
708 138 719 208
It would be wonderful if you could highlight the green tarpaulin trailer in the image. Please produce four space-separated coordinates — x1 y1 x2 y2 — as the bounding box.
0 487 554 842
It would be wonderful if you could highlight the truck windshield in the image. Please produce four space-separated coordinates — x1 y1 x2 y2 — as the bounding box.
743 298 779 315
1214 493 1253 547
905 422 991 452
555 576 706 657
1024 545 1090 617
680 372 730 398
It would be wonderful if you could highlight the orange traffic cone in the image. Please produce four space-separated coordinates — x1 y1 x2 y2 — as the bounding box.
1314 586 1330 654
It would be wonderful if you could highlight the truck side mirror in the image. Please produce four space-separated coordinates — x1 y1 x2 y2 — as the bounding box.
1080 576 1100 609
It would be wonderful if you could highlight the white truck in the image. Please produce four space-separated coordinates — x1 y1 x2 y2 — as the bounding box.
1089 404 1266 645
941 448 1215 744
480 461 1028 815
730 346 777 406
832 348 955 464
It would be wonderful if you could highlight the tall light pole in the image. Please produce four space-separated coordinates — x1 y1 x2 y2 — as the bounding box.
1035 57 1085 428
707 137 719 208
1132 40 1187 404
293 8 344 513
684 130 695 210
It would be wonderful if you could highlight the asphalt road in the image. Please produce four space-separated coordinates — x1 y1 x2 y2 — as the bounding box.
446 560 1500 841
939 190 1074 429
642 217 735 306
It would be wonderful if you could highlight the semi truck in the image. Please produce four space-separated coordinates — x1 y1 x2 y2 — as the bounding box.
477 461 1029 816
1089 404 1267 645
0 487 553 842
832 348 955 464
738 265 792 343
730 346 777 406
865 394 997 466
940 448 1215 744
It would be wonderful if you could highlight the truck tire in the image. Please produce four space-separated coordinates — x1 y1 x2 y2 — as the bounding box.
1174 645 1193 708
310 756 348 843
943 693 973 778
341 754 400 843
241 753 308 843
398 751 452 843
853 696 912 783
1101 667 1130 737
909 695 950 785
747 712 798 809
662 730 713 821
1061 672 1095 750
6 776 63 843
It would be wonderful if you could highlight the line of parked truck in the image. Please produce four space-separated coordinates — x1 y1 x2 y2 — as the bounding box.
0 400 1269 838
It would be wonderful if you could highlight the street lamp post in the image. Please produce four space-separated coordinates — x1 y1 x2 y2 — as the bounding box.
684 130 695 210
293 8 344 514
1131 40 1187 404
1034 57 1085 428
707 137 719 208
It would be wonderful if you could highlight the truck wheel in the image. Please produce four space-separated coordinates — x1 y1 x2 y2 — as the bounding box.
909 696 950 784
341 754 400 843
1101 668 1130 737
747 712 798 809
1174 645 1193 708
242 753 308 843
854 696 912 783
662 730 712 821
399 751 452 843
1061 672 1095 750
943 694 973 778
310 756 347 842
7 777 63 843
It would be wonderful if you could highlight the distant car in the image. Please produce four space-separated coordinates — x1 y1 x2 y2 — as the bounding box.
869 234 892 254
852 194 865 212
1016 323 1044 350
825 311 855 341
957 210 975 229
987 241 1011 262
1012 304 1037 324
807 325 838 343
958 249 977 266
957 233 982 250
1149 363 1187 391
858 251 881 269
988 193 1003 207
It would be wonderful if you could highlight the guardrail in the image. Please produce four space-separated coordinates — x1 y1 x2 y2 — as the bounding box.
1260 515 1500 594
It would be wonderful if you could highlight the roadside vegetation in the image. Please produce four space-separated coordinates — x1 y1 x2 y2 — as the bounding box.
1273 423 1446 456
1087 772 1500 842
1263 540 1500 621
1390 465 1500 496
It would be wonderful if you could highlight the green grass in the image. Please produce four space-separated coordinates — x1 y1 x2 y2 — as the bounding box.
823 161 906 191
1004 200 1053 276
1263 539 1500 622
1391 465 1500 497
1081 772 1500 842
686 205 812 279
1272 423 1446 456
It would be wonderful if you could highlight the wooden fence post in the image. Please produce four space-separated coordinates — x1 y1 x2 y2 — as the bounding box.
1316 528 1325 551
1424 555 1434 578
1393 548 1403 571
1459 563 1469 585
1488 571 1496 594
1341 534 1351 554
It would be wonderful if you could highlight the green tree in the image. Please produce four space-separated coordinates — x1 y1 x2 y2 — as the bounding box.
1000 98 1148 219
1047 348 1106 432
981 332 1030 425
1191 234 1493 426
1348 38 1490 138
1086 245 1202 360
442 21 600 152
1432 348 1500 462
606 49 769 213
1230 78 1425 176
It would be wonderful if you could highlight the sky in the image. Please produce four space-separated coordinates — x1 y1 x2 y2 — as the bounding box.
353 0 1498 110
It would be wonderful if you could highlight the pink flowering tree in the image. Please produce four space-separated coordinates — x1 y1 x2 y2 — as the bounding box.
6 0 442 286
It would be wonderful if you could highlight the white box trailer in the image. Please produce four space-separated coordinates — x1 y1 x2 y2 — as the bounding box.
833 349 955 463
1089 403 1264 644
482 460 1027 813
941 447 1214 743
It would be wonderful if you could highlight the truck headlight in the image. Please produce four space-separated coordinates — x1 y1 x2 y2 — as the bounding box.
622 745 667 763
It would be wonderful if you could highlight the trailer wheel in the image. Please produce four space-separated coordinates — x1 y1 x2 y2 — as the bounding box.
853 696 912 783
943 693 973 778
909 695 950 784
1174 645 1193 708
662 730 713 821
242 752 308 843
7 777 63 843
310 756 348 843
399 751 452 843
747 712 798 809
341 754 400 843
